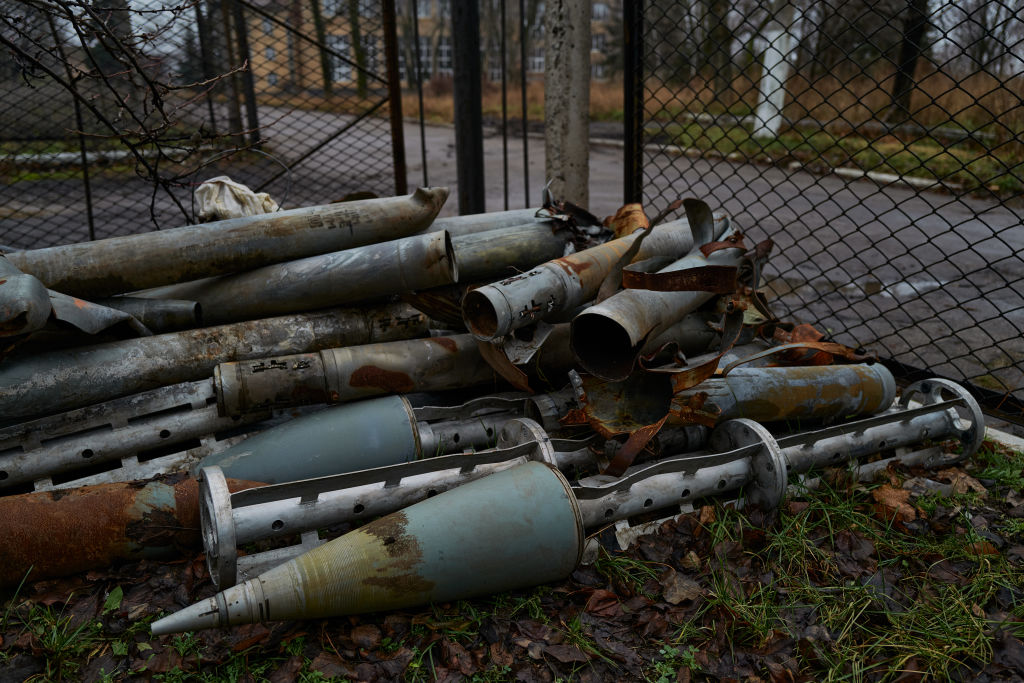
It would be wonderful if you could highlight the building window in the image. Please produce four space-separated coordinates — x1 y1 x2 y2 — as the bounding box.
592 2 608 20
268 72 279 86
437 36 452 75
326 35 351 82
529 45 544 73
418 35 432 78
416 0 431 18
364 35 380 74
265 46 276 61
262 18 273 35
591 32 606 53
591 63 605 79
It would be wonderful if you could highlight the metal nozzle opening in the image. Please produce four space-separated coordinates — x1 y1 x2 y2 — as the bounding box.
463 289 499 340
570 313 638 381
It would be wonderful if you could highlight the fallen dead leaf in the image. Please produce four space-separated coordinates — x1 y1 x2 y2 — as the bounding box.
659 569 704 605
937 468 987 496
872 484 917 522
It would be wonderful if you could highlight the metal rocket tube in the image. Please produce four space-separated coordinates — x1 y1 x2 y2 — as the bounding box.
463 217 700 341
0 303 427 423
134 230 457 326
153 461 583 634
213 334 500 417
0 473 261 586
6 188 449 298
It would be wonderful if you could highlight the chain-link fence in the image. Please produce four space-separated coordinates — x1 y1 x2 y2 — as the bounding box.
0 0 405 251
627 0 1023 424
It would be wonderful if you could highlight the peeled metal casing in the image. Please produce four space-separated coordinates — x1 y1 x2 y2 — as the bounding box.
151 461 583 633
136 230 457 325
6 188 449 297
463 217 698 340
0 255 50 338
0 303 427 423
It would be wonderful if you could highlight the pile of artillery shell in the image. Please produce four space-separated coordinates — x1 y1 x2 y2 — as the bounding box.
1 190 978 637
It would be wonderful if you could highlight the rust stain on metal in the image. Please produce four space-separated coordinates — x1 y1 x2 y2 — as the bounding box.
700 232 747 257
427 337 459 353
622 265 737 293
604 203 650 239
555 258 593 276
360 511 436 595
670 391 718 427
349 365 416 393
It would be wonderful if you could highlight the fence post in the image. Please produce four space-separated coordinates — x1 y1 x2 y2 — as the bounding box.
452 0 485 214
230 0 262 148
622 0 643 205
544 0 590 207
381 0 408 194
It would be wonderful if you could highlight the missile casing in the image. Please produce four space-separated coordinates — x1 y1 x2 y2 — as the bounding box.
570 222 739 381
0 473 261 586
448 223 573 283
670 363 897 426
152 461 583 634
0 303 427 423
463 217 700 340
214 334 500 417
429 209 546 236
196 394 526 484
6 188 449 297
199 418 564 586
135 230 456 326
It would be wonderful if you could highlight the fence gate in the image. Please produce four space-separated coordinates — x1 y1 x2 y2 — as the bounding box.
0 0 405 250
625 0 1023 426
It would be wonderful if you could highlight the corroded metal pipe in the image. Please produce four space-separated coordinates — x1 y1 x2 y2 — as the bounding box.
0 473 261 586
214 334 498 417
135 231 456 325
0 303 427 423
430 209 546 236
6 188 449 297
463 217 699 340
151 461 582 634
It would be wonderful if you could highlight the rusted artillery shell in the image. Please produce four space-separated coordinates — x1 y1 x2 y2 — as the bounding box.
6 188 449 298
135 231 457 326
214 334 498 416
151 461 583 634
0 473 260 586
0 303 427 423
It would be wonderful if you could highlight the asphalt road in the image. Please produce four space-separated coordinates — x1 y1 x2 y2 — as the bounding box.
2 117 1020 427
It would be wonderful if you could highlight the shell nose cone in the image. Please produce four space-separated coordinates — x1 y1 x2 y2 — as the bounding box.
150 596 220 636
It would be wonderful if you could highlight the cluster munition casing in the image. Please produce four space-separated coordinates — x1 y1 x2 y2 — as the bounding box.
155 378 985 634
0 302 427 423
152 462 583 635
5 188 449 298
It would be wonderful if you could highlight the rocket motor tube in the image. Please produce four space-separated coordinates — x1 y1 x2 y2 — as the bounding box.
136 230 457 326
6 188 449 298
463 217 701 341
671 363 898 425
0 302 427 423
214 334 500 417
154 461 584 634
